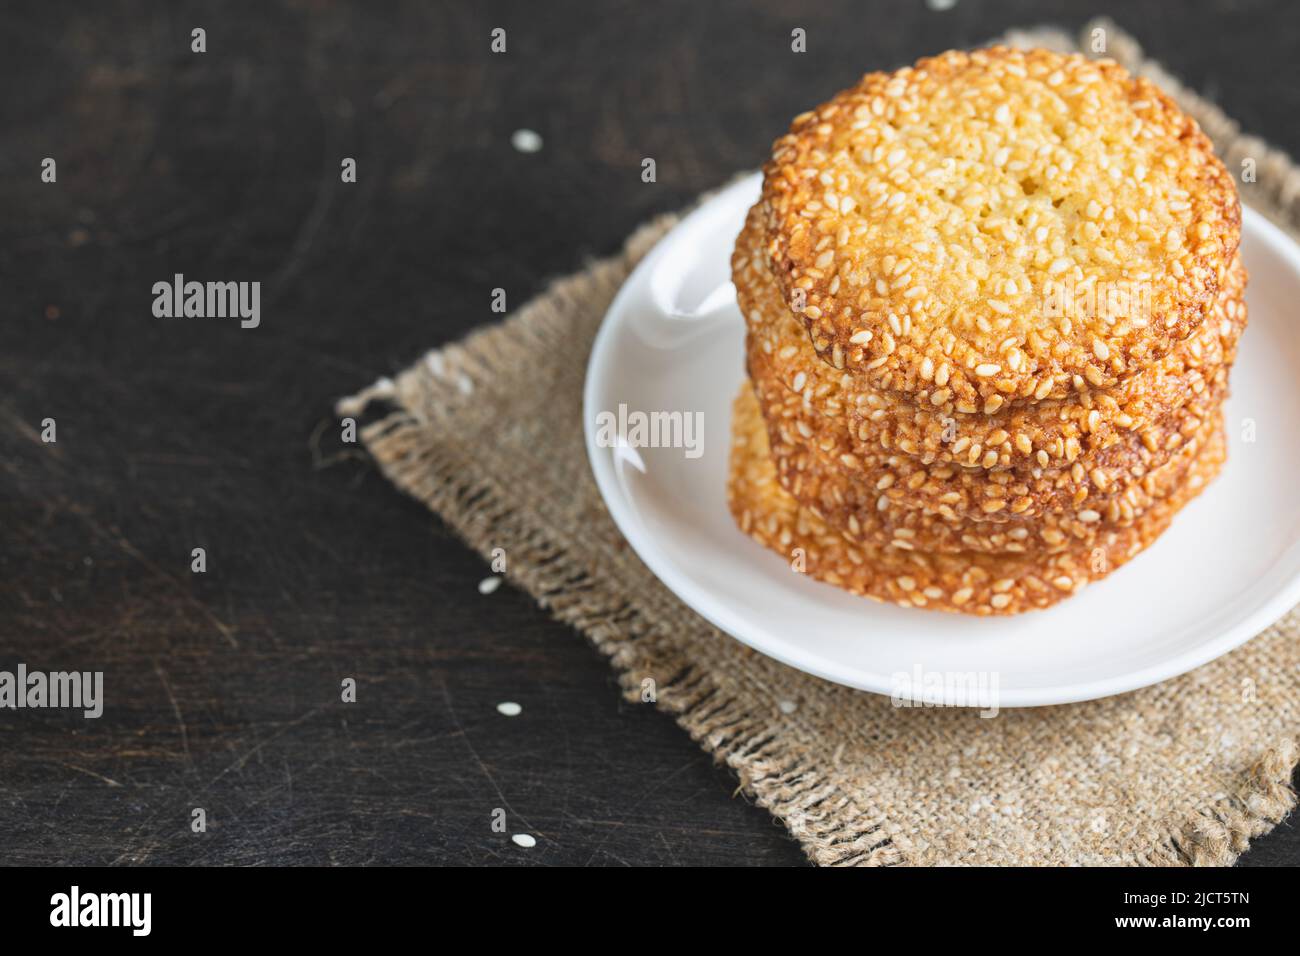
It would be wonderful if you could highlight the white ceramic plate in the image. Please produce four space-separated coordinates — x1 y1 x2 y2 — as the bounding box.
584 172 1300 707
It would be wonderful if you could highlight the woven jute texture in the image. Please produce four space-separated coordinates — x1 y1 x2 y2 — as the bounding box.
341 21 1300 865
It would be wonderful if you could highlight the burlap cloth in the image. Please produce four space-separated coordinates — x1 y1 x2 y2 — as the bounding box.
339 22 1300 865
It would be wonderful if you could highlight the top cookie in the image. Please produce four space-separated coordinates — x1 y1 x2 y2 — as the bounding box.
760 47 1240 411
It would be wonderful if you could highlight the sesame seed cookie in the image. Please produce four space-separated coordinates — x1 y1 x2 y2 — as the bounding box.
734 203 1247 474
749 361 1221 554
727 383 1226 616
759 46 1240 410
744 274 1238 524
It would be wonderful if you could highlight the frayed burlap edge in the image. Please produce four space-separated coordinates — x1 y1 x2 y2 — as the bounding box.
339 22 1300 866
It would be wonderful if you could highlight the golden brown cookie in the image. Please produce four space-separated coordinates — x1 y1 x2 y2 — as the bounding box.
734 202 1247 476
749 364 1221 554
745 308 1232 524
759 47 1241 409
727 383 1225 616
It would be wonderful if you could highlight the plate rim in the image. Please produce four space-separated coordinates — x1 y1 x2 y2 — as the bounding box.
583 179 1300 707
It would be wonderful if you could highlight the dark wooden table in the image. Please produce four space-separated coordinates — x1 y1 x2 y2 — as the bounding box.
2 0 1297 866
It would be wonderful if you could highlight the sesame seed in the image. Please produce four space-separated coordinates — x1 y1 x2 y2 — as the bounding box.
510 129 544 153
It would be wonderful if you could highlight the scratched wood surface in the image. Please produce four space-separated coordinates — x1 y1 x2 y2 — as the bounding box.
1 0 1297 866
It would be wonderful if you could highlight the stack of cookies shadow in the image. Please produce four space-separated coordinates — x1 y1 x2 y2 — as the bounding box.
727 47 1244 616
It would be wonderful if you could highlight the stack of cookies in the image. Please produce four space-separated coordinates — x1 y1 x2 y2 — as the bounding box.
728 47 1244 615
